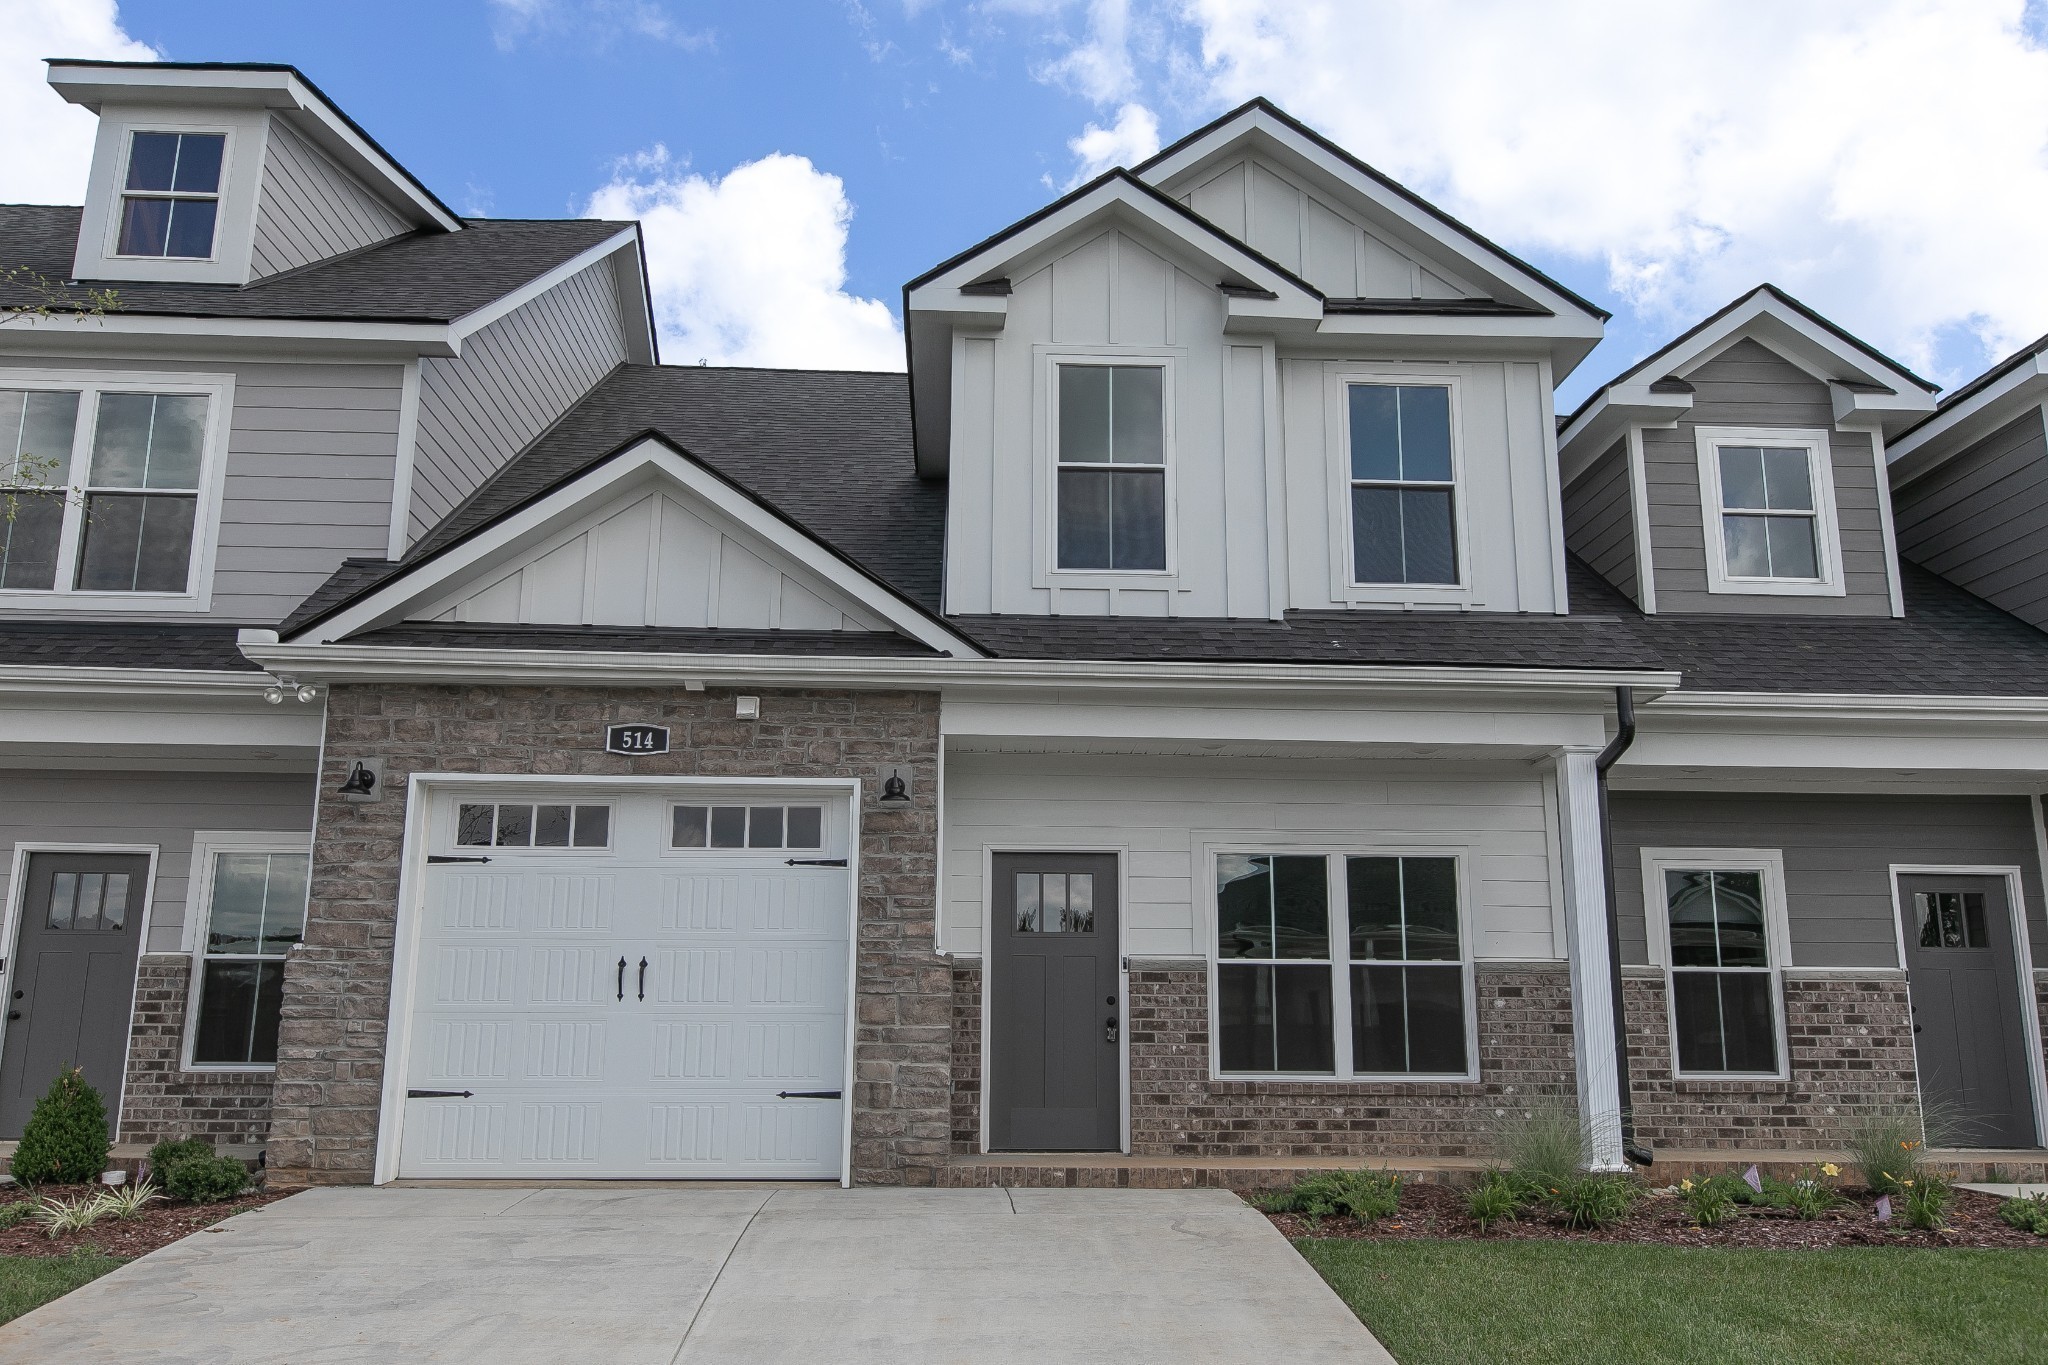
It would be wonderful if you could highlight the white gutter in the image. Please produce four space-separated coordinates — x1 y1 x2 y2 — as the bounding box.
0 666 284 699
235 636 1681 698
1646 690 2048 723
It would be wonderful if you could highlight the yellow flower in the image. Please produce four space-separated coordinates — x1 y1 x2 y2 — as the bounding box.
1821 1163 1840 1177
1681 1179 1694 1191
1903 1179 1915 1188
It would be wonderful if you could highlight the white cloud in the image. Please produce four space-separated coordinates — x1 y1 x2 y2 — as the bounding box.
1064 101 1160 186
487 0 712 53
0 0 157 205
1026 0 1142 103
586 147 904 371
1026 0 2048 383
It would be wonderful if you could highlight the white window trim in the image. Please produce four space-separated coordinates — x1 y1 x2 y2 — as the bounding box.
73 109 266 286
1324 367 1473 603
1202 842 1481 1084
181 830 312 1074
1640 847 1793 1082
110 128 228 264
1035 346 1183 590
0 367 233 613
1694 425 1846 598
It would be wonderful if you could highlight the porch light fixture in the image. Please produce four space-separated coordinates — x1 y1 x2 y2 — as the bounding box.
337 760 380 799
877 764 913 804
262 677 318 705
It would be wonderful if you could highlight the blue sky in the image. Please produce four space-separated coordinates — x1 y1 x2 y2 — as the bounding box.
12 2 2048 410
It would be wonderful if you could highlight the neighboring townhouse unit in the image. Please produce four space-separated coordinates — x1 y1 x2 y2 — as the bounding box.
6 70 2048 1190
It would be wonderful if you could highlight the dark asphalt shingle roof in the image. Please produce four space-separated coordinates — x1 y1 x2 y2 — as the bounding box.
0 621 260 671
0 205 626 323
348 623 939 657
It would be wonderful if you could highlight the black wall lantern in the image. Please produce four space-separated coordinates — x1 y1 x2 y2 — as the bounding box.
877 764 913 804
338 758 384 802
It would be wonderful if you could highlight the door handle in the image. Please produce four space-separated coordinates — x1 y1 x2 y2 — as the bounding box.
1105 1016 1119 1045
616 956 627 1001
637 956 648 1001
5 1011 17 1021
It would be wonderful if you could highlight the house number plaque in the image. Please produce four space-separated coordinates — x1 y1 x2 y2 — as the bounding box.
605 723 670 755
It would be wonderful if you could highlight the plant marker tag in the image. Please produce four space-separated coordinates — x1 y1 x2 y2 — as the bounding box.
1875 1196 1892 1223
1743 1164 1763 1193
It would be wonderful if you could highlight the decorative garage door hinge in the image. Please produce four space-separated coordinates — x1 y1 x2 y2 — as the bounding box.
406 1089 475 1099
784 858 848 867
775 1091 843 1100
427 855 491 864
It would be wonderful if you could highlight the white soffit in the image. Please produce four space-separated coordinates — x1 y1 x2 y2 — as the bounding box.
287 437 982 657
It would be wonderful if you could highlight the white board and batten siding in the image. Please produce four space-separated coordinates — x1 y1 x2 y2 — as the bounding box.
415 483 894 632
0 354 401 624
943 753 1561 962
1176 157 1479 301
408 259 631 545
0 769 315 954
249 118 413 280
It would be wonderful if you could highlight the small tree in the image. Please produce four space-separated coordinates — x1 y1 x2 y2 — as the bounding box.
10 1067 111 1186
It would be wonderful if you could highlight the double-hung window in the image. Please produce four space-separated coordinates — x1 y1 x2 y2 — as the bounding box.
1696 427 1841 595
117 132 226 260
1645 851 1788 1078
1346 382 1458 585
189 842 310 1068
0 375 224 604
1214 851 1472 1078
1055 362 1167 572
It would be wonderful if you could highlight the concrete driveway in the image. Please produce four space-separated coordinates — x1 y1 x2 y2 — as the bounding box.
0 1185 1392 1363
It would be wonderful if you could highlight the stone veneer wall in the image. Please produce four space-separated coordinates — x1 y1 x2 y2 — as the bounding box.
1620 970 1920 1150
267 683 944 1187
118 957 276 1146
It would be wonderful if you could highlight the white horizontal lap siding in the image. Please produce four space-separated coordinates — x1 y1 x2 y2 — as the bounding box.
408 260 629 545
249 118 411 280
942 752 1556 960
0 770 315 953
0 355 402 624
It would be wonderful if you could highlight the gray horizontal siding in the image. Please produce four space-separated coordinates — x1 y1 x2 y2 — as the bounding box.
0 770 316 955
1893 406 2048 630
1561 437 1638 603
408 258 628 544
1646 339 1893 616
1612 792 2047 969
0 356 400 625
249 118 411 280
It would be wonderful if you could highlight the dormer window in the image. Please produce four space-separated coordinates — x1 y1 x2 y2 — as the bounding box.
1346 381 1459 586
1695 426 1843 597
1055 361 1168 572
117 132 225 259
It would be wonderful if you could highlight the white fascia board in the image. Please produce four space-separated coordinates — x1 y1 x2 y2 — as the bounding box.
0 311 454 356
906 180 1320 319
1665 294 1932 406
1645 690 2048 722
49 63 459 231
240 637 1678 698
446 229 643 347
1557 387 1694 484
286 438 983 657
1139 111 1593 323
941 695 1611 751
0 666 283 699
1887 350 2048 482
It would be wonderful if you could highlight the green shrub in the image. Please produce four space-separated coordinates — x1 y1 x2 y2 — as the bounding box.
0 1202 31 1230
1547 1173 1642 1230
162 1154 249 1204
1997 1193 2048 1236
32 1192 107 1238
1678 1175 1742 1228
1466 1170 1525 1232
145 1138 213 1183
1784 1175 1842 1221
9 1068 109 1186
1492 1099 1587 1191
1259 1169 1402 1223
96 1180 161 1221
1901 1175 1952 1231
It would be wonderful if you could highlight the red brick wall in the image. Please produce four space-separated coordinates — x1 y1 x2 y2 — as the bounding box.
951 961 981 1153
117 957 275 1146
269 683 945 1186
1621 971 1920 1150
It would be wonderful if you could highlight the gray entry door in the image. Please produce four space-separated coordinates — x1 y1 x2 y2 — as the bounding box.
1897 873 2036 1147
989 853 1120 1152
0 853 150 1138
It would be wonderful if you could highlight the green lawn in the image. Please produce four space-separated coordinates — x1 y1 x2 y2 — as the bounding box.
1298 1239 2048 1365
0 1254 124 1327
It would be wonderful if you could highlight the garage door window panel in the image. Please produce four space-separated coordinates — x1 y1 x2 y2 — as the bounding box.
457 803 611 849
671 804 824 850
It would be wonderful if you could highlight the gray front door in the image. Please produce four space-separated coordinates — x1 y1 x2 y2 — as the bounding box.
989 853 1120 1151
0 853 150 1138
1897 873 2036 1147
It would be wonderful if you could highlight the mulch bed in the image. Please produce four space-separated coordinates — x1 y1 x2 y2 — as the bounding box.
1257 1182 2048 1250
0 1185 295 1259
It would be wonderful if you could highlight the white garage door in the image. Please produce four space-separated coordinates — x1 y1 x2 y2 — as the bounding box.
394 785 852 1179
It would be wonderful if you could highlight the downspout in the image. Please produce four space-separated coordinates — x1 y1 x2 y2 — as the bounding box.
1594 685 1654 1167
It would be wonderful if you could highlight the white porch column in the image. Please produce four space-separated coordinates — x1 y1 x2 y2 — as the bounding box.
1553 746 1625 1170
